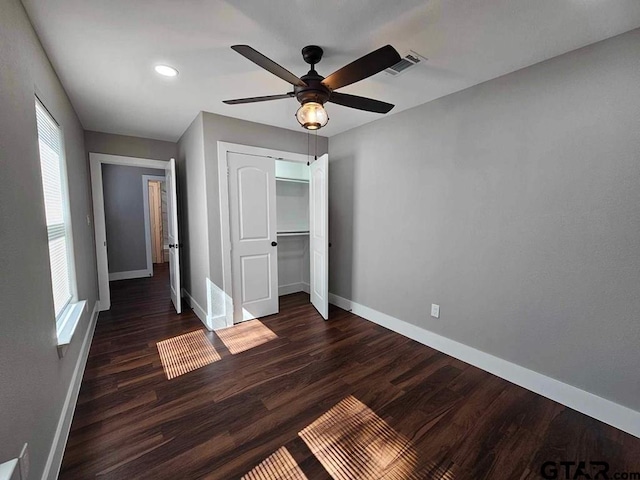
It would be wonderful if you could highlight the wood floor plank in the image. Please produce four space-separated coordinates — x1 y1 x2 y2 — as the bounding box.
59 265 640 479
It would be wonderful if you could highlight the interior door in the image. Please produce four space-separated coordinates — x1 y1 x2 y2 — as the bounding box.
310 154 329 319
165 158 181 314
228 152 279 323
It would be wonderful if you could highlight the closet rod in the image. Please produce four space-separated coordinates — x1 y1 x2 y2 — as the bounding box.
277 231 310 237
276 177 309 184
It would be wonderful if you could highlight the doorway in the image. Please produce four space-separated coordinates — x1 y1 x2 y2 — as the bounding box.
149 180 165 263
142 175 169 270
89 153 182 314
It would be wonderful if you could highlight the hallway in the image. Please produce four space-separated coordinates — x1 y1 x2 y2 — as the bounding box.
59 268 640 479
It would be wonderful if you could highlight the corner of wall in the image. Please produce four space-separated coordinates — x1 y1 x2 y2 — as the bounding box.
175 111 210 312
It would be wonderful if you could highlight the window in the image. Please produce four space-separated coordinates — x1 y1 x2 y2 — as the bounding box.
35 99 75 323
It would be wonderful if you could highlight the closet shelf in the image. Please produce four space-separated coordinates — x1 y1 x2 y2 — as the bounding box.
277 231 310 237
276 177 309 184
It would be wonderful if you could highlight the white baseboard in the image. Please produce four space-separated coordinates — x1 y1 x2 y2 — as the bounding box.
328 292 351 311
279 282 310 296
108 269 151 281
208 315 228 330
181 288 210 330
42 301 100 480
328 293 640 439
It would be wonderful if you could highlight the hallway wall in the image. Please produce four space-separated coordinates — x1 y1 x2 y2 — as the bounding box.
0 0 98 477
84 130 177 161
101 164 165 275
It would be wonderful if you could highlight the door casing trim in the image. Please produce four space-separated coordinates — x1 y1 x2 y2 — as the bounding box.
89 153 169 310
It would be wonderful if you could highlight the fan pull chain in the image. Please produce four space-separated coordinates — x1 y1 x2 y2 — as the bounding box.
307 130 310 166
314 129 318 161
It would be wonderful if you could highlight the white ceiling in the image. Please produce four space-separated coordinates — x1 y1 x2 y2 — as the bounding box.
22 0 640 141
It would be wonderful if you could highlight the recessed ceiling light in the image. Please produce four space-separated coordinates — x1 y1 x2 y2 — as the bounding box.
154 65 179 77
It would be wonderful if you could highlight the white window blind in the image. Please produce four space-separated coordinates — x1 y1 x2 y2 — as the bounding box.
35 99 73 320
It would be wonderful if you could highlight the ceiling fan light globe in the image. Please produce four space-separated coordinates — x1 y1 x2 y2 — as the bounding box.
296 102 328 130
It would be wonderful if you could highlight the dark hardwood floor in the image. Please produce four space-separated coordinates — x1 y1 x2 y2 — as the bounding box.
60 265 640 479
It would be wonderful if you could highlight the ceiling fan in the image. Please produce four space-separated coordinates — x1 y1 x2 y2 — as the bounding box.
223 44 402 130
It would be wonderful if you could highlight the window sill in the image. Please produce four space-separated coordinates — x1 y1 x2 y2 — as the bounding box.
0 458 18 480
56 300 86 358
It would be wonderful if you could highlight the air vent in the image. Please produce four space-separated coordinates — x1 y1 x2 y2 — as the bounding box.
384 50 426 76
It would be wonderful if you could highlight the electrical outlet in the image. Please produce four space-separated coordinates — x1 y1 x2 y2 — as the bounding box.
18 444 28 480
431 304 440 319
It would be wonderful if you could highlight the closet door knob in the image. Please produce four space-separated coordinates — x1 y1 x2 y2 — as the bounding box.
271 241 278 247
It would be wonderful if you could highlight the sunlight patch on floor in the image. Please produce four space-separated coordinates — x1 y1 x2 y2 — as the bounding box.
156 330 221 379
216 319 278 354
299 395 428 480
241 446 308 480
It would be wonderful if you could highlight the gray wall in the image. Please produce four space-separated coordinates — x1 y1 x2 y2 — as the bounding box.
202 112 328 301
176 113 209 309
0 0 98 476
85 130 177 161
329 29 640 411
102 164 165 273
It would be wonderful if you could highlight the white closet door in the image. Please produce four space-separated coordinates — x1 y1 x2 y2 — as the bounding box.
228 152 279 323
165 158 181 314
310 154 329 320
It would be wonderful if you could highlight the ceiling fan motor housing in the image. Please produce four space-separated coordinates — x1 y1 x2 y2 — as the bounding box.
295 72 331 105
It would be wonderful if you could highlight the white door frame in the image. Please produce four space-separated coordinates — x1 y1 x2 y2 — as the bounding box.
142 175 167 272
217 142 309 327
89 153 169 311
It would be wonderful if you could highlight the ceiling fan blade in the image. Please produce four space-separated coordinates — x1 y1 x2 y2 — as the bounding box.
328 92 395 114
321 45 401 91
223 93 295 105
231 45 307 87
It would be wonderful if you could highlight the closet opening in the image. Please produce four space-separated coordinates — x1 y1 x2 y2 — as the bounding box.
276 159 310 297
